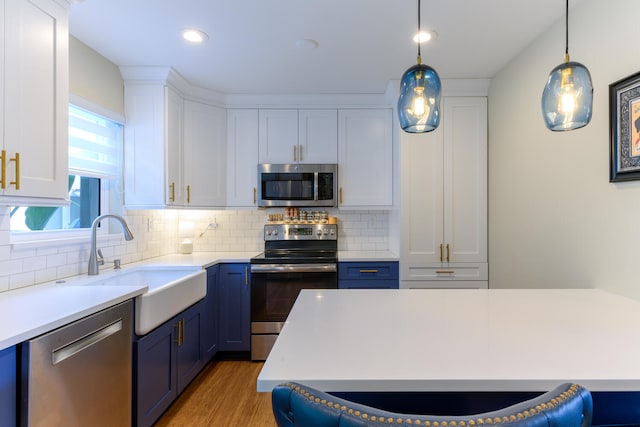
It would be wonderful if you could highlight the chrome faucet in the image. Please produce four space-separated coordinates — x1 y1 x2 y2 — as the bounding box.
88 214 134 275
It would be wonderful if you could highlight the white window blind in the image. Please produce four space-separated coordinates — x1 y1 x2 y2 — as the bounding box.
68 105 123 179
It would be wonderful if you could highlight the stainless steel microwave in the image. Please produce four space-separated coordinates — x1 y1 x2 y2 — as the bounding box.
257 163 337 207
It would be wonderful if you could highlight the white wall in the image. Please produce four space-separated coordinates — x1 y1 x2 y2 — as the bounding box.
489 0 640 299
69 36 124 116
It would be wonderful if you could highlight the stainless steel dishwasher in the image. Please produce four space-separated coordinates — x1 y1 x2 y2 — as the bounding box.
21 300 133 427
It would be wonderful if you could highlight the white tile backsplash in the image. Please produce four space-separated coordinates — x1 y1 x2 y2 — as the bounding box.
0 205 389 292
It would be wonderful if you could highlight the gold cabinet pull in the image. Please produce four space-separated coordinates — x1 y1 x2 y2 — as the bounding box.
245 266 249 286
359 269 379 273
299 144 303 162
339 188 343 204
293 145 297 162
169 182 175 202
0 150 6 189
253 187 257 205
174 320 182 346
9 152 19 190
187 185 191 204
446 244 450 263
439 244 443 262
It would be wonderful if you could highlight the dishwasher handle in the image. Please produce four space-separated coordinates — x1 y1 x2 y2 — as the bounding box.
51 319 123 365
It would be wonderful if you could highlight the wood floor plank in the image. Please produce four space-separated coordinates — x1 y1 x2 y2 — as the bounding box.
155 360 277 427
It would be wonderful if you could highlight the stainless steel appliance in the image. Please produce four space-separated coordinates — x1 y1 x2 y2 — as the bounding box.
21 300 133 427
257 163 337 207
251 223 338 360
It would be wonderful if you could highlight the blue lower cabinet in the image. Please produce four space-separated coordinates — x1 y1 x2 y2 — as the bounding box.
202 265 220 361
338 262 399 289
218 263 250 351
0 346 16 427
134 300 204 427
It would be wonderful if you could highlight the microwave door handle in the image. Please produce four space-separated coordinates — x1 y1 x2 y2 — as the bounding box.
314 172 319 201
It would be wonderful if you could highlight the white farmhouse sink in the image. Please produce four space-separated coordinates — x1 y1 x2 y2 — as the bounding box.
87 266 206 335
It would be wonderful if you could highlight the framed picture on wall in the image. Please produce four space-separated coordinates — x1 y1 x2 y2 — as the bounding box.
610 71 640 182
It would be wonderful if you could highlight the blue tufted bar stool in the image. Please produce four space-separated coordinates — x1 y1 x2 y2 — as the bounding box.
272 382 592 427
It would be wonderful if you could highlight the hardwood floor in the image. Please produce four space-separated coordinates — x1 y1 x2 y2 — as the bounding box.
155 360 277 427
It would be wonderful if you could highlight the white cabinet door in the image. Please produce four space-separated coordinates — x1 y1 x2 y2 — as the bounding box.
1 0 68 203
183 100 226 207
443 97 487 263
123 84 183 208
165 87 183 206
227 109 259 207
258 109 298 163
298 109 337 163
259 109 338 164
400 97 487 283
400 127 444 265
337 109 393 208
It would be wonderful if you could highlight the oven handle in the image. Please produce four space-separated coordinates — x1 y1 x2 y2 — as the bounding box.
250 263 337 273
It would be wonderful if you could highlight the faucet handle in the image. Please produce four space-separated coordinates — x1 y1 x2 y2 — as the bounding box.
97 249 105 266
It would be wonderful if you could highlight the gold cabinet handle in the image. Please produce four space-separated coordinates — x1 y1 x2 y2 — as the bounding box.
174 320 182 346
0 150 6 189
299 144 303 162
359 269 379 273
169 182 175 202
9 152 19 190
253 187 257 205
293 145 297 162
339 188 343 204
187 185 191 204
245 266 249 286
439 244 443 263
446 244 450 263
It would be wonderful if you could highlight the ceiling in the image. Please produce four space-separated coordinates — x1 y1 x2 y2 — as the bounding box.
69 0 585 96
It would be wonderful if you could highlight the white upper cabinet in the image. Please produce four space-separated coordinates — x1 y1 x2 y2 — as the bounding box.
183 100 227 207
123 83 177 208
122 69 227 209
298 109 338 163
227 109 259 207
400 97 487 288
337 109 393 209
259 109 337 164
0 0 69 205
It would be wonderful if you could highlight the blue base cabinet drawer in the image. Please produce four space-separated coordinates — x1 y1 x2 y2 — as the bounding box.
338 262 399 289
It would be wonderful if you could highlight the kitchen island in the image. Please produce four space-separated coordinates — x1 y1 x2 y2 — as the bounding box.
258 288 640 424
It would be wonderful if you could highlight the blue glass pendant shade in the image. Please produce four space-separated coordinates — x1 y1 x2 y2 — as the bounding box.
398 63 442 133
541 61 593 131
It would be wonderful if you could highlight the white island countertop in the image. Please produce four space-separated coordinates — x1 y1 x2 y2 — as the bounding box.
258 288 640 393
0 251 259 350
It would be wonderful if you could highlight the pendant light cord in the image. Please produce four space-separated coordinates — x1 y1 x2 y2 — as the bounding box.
417 0 422 58
565 0 569 59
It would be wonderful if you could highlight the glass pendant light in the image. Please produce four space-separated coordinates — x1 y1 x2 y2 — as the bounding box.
541 0 593 131
398 0 441 133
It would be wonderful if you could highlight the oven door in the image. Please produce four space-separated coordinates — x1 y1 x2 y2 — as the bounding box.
250 263 337 324
250 263 337 360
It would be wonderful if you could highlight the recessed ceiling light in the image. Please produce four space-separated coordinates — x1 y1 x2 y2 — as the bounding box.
182 29 209 44
295 38 319 50
413 30 437 43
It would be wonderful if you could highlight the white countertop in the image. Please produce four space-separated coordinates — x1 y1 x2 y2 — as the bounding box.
257 288 640 393
0 251 258 350
337 251 399 262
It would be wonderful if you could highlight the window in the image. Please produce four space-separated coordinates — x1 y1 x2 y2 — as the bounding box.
10 105 123 234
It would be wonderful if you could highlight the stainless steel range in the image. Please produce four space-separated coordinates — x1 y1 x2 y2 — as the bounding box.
250 223 337 361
